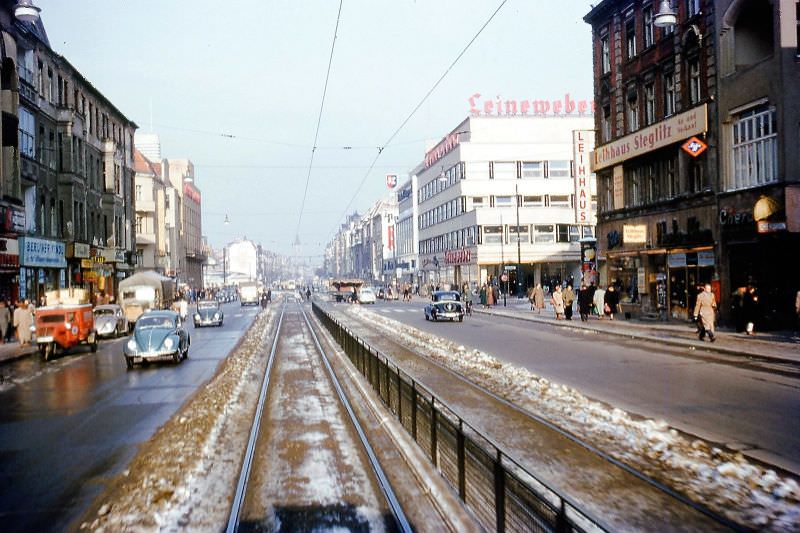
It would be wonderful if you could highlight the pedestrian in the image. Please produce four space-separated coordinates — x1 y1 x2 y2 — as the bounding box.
479 284 487 307
795 289 800 329
532 283 545 313
527 286 536 310
577 283 593 322
693 283 717 342
742 284 759 335
593 285 606 318
0 300 9 344
563 284 575 320
14 299 34 346
487 283 496 308
550 285 565 320
491 284 499 307
603 285 619 320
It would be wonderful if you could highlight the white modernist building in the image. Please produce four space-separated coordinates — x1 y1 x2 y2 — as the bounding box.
416 115 596 294
394 174 419 287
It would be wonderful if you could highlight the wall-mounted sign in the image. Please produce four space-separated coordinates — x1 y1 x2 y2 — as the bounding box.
591 104 708 171
67 242 91 258
623 224 647 244
445 249 472 265
573 130 594 224
19 237 66 268
386 174 398 189
0 238 19 268
397 184 412 203
681 136 708 157
469 93 594 117
425 130 462 169
613 165 624 210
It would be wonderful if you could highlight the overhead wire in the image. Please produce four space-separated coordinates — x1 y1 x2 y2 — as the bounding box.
295 0 345 243
331 0 509 238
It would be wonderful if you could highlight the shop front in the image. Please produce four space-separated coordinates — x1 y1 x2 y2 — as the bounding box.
0 238 20 303
718 185 800 330
18 237 67 305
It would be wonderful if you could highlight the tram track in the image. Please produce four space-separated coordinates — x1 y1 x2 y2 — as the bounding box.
226 299 413 532
323 301 751 532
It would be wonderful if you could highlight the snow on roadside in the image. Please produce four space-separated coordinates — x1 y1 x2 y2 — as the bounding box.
345 305 800 531
78 310 275 532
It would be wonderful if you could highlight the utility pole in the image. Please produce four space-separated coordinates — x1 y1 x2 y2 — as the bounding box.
515 180 522 297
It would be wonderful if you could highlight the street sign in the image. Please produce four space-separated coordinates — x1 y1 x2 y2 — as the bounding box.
504 265 516 270
681 136 708 157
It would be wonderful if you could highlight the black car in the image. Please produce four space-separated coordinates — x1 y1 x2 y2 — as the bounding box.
194 299 224 327
424 291 465 322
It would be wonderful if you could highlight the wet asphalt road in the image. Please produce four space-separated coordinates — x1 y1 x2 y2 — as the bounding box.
348 298 800 474
0 302 260 533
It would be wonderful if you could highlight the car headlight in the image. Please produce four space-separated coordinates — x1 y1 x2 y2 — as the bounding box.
64 322 71 329
194 314 201 320
214 313 220 319
163 337 174 350
127 339 138 351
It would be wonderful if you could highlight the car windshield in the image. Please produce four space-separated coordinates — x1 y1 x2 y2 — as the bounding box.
137 316 175 329
360 289 374 295
94 308 116 316
435 293 459 302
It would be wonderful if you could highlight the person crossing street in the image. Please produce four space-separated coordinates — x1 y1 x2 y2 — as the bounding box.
693 283 717 342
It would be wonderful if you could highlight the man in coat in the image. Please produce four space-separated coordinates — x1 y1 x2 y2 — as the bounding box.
14 300 34 346
693 283 717 342
532 283 545 313
550 285 565 320
563 284 576 320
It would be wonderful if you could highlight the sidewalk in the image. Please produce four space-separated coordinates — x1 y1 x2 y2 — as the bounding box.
475 298 800 365
0 341 39 366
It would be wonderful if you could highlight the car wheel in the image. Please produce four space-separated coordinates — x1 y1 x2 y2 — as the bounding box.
125 356 133 369
459 316 463 322
173 350 181 364
89 332 98 353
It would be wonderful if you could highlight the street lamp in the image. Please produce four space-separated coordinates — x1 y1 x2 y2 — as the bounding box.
654 0 677 28
14 0 40 22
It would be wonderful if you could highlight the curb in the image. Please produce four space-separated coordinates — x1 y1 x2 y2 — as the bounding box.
473 308 800 367
0 346 39 366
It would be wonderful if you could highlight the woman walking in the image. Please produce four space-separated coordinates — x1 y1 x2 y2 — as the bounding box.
550 285 565 320
532 283 545 313
577 283 593 322
563 284 575 320
604 285 620 320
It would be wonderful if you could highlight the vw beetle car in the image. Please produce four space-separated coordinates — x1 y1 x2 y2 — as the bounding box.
93 304 129 338
123 310 190 368
424 291 465 322
357 287 377 304
194 299 224 327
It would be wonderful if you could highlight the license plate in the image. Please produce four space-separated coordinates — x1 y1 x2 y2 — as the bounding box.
37 336 54 343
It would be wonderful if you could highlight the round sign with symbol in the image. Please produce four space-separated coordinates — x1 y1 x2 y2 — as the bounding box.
385 174 398 189
501 274 508 282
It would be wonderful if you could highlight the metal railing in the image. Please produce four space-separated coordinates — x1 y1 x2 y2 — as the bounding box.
313 303 607 533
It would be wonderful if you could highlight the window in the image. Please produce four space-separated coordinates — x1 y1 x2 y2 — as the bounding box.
643 6 654 48
492 161 517 180
556 224 581 243
548 160 571 178
522 161 544 178
627 87 639 132
731 0 775 69
626 166 643 207
533 224 555 243
601 104 612 142
549 195 571 207
482 225 503 244
644 82 655 125
522 195 544 207
601 34 611 74
687 0 700 18
509 225 529 244
664 72 675 117
18 107 35 158
688 57 701 104
495 195 514 207
625 16 637 58
582 226 595 238
730 104 778 190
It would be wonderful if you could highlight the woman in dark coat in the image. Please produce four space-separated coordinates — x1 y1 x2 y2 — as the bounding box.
742 285 759 335
603 285 620 320
577 283 593 322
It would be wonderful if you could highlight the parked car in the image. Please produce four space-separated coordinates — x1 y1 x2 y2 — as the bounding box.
358 287 377 304
35 303 98 361
424 291 465 322
194 300 224 327
123 310 190 368
93 304 129 338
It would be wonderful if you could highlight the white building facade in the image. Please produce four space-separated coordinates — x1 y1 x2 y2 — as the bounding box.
416 116 596 294
394 175 419 287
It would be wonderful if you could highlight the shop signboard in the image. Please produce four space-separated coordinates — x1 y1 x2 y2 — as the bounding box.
697 250 715 266
590 104 708 171
613 165 624 210
668 252 686 268
623 224 647 244
573 129 594 224
19 268 26 299
637 267 647 294
0 238 19 267
67 242 91 259
19 237 67 268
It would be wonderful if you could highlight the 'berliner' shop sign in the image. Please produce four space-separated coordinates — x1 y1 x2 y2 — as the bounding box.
19 237 67 268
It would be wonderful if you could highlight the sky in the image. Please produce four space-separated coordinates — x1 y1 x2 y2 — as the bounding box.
36 0 595 263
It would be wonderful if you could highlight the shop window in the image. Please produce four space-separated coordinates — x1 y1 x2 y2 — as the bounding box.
533 224 555 243
729 103 777 190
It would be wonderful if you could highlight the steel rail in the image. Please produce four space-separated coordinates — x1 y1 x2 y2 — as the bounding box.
226 302 286 533
327 303 749 533
300 302 413 533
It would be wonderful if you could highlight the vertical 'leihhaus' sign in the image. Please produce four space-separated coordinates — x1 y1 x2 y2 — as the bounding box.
573 130 594 224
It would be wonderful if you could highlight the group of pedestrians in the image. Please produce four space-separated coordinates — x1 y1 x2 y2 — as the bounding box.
0 300 36 346
528 282 622 322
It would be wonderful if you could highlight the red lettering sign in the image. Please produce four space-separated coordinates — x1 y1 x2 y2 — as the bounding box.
469 93 595 118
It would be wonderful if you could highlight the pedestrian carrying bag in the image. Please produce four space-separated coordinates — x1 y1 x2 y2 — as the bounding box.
603 303 611 314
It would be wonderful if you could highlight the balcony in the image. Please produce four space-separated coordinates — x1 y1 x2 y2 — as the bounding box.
137 232 156 245
136 199 156 213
